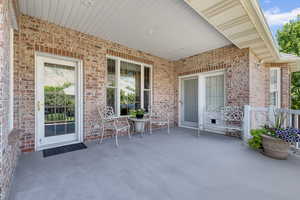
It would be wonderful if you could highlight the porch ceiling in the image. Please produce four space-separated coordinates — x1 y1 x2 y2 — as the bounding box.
18 0 231 61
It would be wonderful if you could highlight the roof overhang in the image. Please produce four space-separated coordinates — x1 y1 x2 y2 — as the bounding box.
184 0 300 72
277 53 300 73
184 0 280 62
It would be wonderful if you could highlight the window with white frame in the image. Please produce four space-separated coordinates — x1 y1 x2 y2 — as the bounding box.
9 28 14 131
269 68 281 107
106 57 152 116
205 74 225 111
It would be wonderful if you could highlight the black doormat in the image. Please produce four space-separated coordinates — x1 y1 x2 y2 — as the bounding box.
43 143 87 157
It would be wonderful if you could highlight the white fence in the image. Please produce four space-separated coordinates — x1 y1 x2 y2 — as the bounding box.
243 105 300 149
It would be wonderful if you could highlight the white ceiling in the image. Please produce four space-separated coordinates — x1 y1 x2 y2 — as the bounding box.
19 0 231 60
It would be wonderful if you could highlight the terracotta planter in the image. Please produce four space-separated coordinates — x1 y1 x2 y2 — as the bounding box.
261 134 290 160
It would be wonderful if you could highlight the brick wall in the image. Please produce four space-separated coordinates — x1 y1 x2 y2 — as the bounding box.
14 15 176 152
174 47 291 111
249 51 269 107
174 44 250 108
13 14 291 152
265 63 290 108
0 1 20 200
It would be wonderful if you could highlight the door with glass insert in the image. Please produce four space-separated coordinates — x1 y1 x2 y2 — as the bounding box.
180 77 199 128
36 55 82 149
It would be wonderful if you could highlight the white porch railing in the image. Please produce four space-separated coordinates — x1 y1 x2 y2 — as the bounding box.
243 105 300 149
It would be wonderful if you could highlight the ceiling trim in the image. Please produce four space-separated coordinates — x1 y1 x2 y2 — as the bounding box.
184 0 280 62
202 0 240 19
239 0 280 60
228 28 257 40
217 15 249 31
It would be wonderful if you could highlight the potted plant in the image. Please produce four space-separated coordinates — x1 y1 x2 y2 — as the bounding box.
248 111 300 160
261 111 289 159
248 128 267 150
136 109 145 119
129 109 145 119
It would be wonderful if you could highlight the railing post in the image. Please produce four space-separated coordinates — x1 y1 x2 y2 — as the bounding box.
243 105 251 144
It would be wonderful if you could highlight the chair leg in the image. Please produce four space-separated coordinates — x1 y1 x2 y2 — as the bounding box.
128 128 131 139
197 128 200 137
150 122 152 134
115 130 119 147
100 126 105 144
167 122 170 134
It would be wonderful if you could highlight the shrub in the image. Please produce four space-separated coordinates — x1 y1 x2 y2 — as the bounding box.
248 129 268 150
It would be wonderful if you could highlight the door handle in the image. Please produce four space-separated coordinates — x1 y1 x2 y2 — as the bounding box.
37 101 44 111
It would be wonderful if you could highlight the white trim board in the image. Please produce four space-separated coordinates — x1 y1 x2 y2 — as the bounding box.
106 55 153 116
178 69 226 130
34 52 84 151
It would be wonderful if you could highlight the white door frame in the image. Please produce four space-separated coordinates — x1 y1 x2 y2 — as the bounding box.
35 52 84 151
178 69 225 130
179 76 199 129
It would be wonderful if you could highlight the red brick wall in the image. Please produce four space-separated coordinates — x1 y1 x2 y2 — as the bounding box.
281 66 290 108
14 15 176 152
265 63 290 108
13 15 292 152
249 51 269 107
174 45 250 109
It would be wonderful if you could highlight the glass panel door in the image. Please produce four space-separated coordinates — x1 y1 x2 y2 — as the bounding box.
205 74 225 111
36 55 82 149
181 77 198 127
44 63 76 137
202 74 225 129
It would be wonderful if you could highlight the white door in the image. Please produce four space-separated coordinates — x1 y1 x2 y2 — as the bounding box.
36 54 83 150
199 73 225 131
180 77 199 128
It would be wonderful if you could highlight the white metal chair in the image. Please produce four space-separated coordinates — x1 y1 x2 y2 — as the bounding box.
199 106 244 136
149 104 170 134
97 106 131 147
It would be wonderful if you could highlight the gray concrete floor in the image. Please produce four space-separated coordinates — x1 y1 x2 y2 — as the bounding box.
10 128 300 200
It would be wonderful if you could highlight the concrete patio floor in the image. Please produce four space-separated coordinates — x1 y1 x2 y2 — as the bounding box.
9 128 300 200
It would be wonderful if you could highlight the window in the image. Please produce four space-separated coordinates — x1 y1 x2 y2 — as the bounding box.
205 74 225 111
106 57 152 116
269 68 281 107
9 28 14 131
143 67 151 112
106 59 117 112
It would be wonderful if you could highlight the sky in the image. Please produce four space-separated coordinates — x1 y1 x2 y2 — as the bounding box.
259 0 300 39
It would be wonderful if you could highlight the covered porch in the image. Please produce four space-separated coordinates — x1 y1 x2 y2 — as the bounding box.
2 0 300 200
10 128 300 200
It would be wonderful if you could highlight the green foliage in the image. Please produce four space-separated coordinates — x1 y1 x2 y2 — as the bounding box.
129 110 137 117
277 16 300 110
273 111 286 130
129 109 145 117
277 16 300 56
44 82 75 122
291 72 300 110
44 82 74 107
45 113 74 123
248 129 268 150
120 87 136 105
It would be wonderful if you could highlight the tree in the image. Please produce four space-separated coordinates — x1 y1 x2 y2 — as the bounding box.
276 16 300 109
277 16 300 56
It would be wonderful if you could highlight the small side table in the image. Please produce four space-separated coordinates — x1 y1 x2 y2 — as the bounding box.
129 118 150 137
